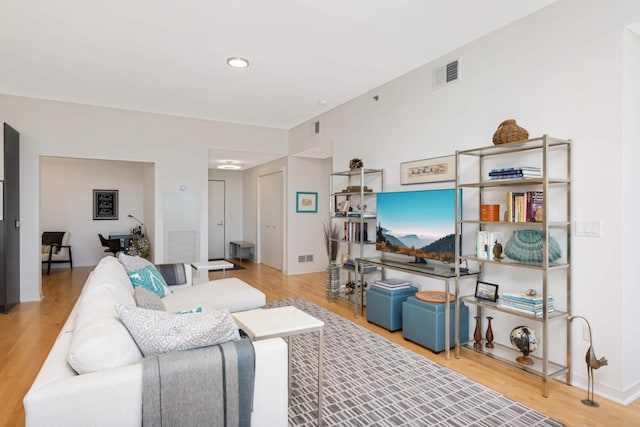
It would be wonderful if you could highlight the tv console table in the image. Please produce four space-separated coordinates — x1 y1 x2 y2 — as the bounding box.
355 257 478 360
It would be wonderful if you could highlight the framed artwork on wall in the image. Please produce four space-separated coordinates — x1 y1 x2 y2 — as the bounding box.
296 191 318 213
93 189 119 220
400 155 456 184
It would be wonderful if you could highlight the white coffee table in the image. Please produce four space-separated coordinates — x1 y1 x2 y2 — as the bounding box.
190 260 234 284
232 306 325 426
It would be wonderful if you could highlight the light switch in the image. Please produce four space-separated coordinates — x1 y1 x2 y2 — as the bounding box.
574 220 601 237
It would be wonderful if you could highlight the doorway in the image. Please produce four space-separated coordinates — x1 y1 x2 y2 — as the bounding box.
258 171 283 271
208 180 226 260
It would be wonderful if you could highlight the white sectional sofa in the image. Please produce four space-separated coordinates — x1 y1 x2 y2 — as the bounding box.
23 256 288 427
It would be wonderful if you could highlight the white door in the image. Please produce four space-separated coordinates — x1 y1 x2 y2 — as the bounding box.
259 171 283 270
208 180 226 260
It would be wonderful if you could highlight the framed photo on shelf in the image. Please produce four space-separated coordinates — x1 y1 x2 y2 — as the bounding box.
93 189 119 220
296 191 318 213
475 281 499 302
400 155 456 184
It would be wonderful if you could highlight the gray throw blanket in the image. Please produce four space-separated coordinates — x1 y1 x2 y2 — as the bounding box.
142 338 255 427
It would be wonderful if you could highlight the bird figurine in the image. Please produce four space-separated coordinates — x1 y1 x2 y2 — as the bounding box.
570 315 607 407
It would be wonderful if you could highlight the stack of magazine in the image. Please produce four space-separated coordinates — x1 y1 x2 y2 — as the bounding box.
499 292 554 317
371 278 412 291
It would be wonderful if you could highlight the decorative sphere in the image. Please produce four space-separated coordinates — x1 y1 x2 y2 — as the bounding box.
510 326 538 357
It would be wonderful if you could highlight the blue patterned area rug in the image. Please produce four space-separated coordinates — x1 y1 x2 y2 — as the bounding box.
266 298 564 427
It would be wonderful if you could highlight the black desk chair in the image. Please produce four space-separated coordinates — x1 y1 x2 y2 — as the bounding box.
98 234 124 256
42 231 73 275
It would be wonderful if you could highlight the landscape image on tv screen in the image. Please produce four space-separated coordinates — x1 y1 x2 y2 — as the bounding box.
376 189 457 264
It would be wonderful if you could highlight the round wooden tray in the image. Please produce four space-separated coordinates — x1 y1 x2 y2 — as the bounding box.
415 290 456 303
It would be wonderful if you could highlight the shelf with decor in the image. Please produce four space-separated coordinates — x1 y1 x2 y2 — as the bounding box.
327 168 383 310
454 135 572 398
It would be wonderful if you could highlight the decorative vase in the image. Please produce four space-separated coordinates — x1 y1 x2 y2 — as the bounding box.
325 264 340 301
492 242 503 260
473 316 483 350
485 316 494 348
492 119 529 145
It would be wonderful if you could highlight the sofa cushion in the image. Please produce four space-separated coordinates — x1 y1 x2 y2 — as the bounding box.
115 305 240 357
128 265 171 298
67 284 143 374
133 287 166 311
162 278 266 313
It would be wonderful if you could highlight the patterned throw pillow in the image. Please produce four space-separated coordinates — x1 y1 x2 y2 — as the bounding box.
127 265 171 298
118 253 153 272
115 304 240 357
133 287 166 311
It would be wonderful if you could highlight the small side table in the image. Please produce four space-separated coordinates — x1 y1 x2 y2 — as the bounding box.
232 306 324 426
190 260 234 284
229 240 255 262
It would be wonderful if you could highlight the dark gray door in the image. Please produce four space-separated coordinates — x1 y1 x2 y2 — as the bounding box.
1 123 19 313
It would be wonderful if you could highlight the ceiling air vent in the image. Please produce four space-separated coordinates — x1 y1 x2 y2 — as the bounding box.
433 59 460 90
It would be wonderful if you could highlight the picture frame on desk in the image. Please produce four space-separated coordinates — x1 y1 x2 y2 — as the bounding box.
400 155 456 184
475 281 499 302
296 191 318 213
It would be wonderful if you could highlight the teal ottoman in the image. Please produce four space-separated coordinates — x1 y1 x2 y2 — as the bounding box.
366 285 418 331
402 296 469 353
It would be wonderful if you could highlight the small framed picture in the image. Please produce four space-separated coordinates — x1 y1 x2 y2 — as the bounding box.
400 155 456 185
93 189 119 220
296 191 318 213
475 281 499 302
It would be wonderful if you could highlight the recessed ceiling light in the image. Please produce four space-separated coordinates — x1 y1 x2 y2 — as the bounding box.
217 161 243 170
227 57 249 68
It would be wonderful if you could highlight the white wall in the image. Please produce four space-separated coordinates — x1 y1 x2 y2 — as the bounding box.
287 156 331 274
622 25 640 394
288 0 640 405
0 94 288 301
40 157 147 267
208 169 244 259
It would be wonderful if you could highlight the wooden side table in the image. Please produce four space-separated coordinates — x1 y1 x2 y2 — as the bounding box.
232 306 325 426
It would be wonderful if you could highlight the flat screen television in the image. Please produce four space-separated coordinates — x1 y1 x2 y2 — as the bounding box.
376 188 458 265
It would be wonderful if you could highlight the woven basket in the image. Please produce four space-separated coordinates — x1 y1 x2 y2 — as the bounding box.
492 119 529 145
504 229 561 263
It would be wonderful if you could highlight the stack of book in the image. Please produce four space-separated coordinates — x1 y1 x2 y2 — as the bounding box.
371 278 412 291
500 292 554 317
506 190 543 222
342 185 373 193
488 166 541 180
342 259 377 273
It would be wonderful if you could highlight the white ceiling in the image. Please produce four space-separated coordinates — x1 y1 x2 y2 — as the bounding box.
0 0 558 168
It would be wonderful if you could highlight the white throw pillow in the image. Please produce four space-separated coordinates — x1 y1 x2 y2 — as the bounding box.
115 304 240 357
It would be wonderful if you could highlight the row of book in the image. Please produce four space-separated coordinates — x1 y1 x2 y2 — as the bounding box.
488 166 541 180
371 278 413 291
506 191 543 222
344 221 369 242
499 292 554 317
476 230 503 260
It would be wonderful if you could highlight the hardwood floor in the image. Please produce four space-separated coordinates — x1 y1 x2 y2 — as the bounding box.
1 261 638 426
